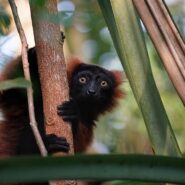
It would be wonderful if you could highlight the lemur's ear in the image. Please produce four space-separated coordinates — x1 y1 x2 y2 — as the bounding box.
67 58 82 81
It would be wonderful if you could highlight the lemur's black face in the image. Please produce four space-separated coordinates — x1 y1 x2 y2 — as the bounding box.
70 64 116 105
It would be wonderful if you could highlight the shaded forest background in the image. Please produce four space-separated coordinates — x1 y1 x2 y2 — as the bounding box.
0 0 185 154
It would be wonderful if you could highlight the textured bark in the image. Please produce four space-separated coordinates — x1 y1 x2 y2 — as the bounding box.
29 1 75 185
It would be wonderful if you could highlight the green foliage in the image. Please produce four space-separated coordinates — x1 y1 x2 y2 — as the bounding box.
0 5 11 35
0 155 185 184
109 180 160 185
29 0 47 8
98 0 181 156
0 78 30 90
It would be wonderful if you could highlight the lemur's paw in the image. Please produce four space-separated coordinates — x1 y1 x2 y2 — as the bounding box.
45 134 70 153
57 100 79 123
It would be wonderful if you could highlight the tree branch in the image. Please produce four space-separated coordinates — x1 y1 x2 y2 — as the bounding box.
8 0 48 156
29 0 75 185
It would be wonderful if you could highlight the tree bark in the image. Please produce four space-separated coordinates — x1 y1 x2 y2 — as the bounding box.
29 1 75 184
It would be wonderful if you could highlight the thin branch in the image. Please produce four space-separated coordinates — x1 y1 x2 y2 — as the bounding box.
8 0 47 156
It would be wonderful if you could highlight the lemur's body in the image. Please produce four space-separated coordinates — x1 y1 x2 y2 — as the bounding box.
0 48 123 156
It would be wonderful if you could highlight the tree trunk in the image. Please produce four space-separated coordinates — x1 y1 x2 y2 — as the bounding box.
29 0 75 184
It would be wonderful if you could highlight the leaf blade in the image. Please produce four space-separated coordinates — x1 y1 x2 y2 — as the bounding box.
98 0 181 156
0 78 31 90
0 155 185 184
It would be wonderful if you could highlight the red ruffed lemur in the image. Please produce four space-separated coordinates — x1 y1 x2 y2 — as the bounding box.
0 47 124 156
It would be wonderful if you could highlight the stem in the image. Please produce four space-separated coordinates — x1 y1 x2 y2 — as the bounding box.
8 0 47 157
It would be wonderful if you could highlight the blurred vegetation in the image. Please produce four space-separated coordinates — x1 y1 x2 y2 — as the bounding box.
106 180 158 185
0 0 184 155
0 3 10 35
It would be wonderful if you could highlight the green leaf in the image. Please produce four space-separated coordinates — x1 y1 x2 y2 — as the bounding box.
29 0 47 7
0 155 185 184
0 78 31 90
98 0 181 156
110 180 159 185
0 5 11 35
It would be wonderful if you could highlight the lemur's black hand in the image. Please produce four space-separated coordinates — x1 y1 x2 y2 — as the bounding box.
45 134 70 153
57 100 79 124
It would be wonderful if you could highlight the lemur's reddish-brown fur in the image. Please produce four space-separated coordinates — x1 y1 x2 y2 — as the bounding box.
0 53 124 156
0 82 29 156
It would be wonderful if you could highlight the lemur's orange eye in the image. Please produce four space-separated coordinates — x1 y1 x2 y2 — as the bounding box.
79 77 87 84
101 80 108 87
